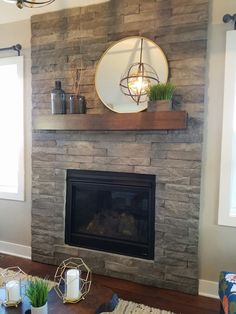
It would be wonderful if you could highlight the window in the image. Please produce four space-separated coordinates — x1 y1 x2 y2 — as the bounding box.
218 30 236 226
0 56 24 201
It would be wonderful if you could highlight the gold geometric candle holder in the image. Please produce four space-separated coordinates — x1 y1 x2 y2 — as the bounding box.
54 257 92 304
0 266 27 307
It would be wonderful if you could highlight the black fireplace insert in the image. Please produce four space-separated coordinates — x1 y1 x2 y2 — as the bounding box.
65 170 155 259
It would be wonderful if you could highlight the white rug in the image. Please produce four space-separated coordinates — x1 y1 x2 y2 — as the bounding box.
102 299 176 314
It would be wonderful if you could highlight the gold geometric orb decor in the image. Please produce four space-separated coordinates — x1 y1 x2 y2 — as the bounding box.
0 266 27 308
120 38 159 105
54 257 92 304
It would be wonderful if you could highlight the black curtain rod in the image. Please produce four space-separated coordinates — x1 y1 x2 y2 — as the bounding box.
223 14 236 30
0 44 22 56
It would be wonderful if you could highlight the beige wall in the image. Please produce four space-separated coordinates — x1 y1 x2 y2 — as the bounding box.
199 0 236 281
0 20 31 248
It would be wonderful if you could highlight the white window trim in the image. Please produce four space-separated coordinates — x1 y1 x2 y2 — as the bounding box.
0 56 24 201
218 30 236 227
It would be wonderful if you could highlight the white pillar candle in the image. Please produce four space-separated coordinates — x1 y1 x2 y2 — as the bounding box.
6 280 21 302
66 269 80 300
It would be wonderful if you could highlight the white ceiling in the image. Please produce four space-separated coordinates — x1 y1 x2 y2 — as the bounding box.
0 0 109 24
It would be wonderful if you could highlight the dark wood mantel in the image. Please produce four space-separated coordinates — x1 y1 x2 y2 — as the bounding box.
33 111 187 131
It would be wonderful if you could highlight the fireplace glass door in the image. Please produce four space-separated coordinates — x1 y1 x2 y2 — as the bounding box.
65 170 155 259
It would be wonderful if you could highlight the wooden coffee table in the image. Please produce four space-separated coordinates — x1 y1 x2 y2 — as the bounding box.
0 282 119 314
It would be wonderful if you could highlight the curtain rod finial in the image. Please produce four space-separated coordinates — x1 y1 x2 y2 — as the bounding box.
223 13 236 30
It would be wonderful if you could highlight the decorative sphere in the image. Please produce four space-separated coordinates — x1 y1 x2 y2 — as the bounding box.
120 62 159 105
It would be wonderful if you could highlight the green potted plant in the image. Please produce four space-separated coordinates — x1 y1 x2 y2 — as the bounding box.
146 82 175 112
26 278 50 314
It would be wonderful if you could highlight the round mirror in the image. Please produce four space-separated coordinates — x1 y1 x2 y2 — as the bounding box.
95 36 169 113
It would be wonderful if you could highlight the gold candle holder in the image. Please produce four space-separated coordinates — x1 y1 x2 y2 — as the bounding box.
54 257 92 304
0 267 27 307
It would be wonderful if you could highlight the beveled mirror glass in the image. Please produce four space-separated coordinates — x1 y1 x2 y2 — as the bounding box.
95 36 169 113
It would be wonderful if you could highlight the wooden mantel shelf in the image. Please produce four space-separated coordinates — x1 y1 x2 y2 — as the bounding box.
33 111 187 131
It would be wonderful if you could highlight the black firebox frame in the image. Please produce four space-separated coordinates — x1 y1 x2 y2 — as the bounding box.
65 170 155 260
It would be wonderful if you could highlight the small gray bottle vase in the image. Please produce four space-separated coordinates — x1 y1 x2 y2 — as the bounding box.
51 81 66 114
69 95 86 114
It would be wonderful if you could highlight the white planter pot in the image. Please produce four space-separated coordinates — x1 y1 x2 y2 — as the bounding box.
31 302 48 314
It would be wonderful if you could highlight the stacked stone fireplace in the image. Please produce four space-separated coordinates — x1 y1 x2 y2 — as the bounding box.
31 0 209 294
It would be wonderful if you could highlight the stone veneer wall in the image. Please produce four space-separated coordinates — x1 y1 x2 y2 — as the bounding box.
31 0 209 294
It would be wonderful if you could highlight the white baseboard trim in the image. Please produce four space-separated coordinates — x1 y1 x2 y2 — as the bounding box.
199 279 219 299
0 241 31 259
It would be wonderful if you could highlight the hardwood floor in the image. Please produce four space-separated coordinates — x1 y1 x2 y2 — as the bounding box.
0 254 220 314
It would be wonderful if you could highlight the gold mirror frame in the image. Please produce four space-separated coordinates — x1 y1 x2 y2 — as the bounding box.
95 36 169 113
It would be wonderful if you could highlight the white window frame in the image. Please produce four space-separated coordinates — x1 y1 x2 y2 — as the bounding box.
218 30 236 227
0 56 24 201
